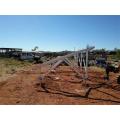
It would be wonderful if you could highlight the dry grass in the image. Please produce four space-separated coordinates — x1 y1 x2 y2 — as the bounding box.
0 57 32 81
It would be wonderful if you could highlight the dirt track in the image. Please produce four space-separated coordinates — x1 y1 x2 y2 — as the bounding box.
0 64 120 105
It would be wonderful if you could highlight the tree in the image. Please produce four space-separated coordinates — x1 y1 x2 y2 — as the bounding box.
114 48 118 51
32 46 39 51
101 48 106 52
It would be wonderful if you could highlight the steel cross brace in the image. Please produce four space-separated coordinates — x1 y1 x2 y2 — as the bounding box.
40 46 95 80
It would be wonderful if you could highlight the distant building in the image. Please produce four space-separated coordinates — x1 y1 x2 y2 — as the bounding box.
0 48 22 57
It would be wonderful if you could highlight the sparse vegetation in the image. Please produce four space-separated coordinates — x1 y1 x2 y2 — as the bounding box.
0 57 32 79
116 49 120 60
107 49 120 61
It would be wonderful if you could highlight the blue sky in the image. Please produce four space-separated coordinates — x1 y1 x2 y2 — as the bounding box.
0 15 120 51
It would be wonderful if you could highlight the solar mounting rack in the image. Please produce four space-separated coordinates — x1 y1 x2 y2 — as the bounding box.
40 46 95 81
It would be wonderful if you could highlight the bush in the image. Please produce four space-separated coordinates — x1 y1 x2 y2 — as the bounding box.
116 49 120 60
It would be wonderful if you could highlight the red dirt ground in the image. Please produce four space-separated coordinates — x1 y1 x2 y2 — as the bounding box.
0 64 120 105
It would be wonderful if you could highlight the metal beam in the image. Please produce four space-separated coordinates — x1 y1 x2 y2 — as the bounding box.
43 46 95 65
40 46 95 81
